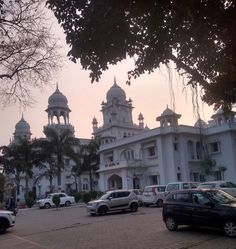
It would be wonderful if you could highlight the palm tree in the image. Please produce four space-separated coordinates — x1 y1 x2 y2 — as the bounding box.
43 127 76 190
33 138 58 193
1 138 42 200
80 138 100 191
1 144 24 198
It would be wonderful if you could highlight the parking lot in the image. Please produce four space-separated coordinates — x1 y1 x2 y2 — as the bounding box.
0 205 235 249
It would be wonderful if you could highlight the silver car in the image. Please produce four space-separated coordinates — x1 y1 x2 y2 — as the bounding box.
87 190 139 215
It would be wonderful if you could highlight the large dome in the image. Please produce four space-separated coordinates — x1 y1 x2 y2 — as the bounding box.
48 85 68 108
15 116 30 132
106 80 126 103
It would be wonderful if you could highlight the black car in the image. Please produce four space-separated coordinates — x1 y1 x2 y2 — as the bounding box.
162 189 236 237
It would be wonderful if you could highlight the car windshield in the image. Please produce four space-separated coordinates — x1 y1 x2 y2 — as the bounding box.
206 190 236 204
99 192 112 200
46 194 53 199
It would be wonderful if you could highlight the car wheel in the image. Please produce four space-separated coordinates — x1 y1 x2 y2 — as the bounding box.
223 221 236 237
0 220 7 234
165 216 178 231
44 203 51 209
97 206 108 215
130 203 138 212
156 199 163 208
65 201 71 207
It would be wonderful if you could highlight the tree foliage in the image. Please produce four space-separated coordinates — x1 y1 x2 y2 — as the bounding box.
47 0 236 109
43 127 76 188
0 0 61 106
0 138 42 198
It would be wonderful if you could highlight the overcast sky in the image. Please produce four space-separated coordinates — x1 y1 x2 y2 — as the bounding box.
0 11 215 147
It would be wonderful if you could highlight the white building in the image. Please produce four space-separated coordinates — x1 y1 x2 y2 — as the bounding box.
4 79 236 201
6 86 96 202
93 80 236 192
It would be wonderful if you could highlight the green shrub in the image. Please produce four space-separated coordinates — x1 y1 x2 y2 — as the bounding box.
90 190 98 200
74 192 81 203
90 191 104 200
82 192 91 203
25 197 35 208
52 195 60 208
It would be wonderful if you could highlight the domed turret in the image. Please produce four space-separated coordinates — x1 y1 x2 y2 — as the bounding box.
106 78 126 104
156 105 181 127
48 85 68 108
15 116 30 131
45 84 74 136
14 114 31 141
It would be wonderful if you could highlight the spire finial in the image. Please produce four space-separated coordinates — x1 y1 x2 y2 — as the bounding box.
56 82 59 90
114 76 117 85
21 113 24 120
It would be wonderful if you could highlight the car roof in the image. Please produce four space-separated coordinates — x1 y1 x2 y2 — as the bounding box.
144 185 166 187
199 181 229 184
167 181 199 184
106 189 131 193
168 188 219 194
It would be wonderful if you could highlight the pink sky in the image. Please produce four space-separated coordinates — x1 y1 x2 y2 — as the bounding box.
0 12 215 147
0 58 214 146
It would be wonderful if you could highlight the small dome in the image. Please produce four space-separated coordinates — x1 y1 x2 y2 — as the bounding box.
15 115 30 132
138 113 144 120
161 106 176 116
48 85 68 108
106 79 126 103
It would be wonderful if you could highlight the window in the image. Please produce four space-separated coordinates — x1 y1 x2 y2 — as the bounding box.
192 193 210 205
82 178 89 191
177 173 182 181
124 150 134 160
167 183 179 191
209 141 220 153
214 171 222 180
147 146 156 157
173 193 192 203
151 175 158 185
173 143 178 151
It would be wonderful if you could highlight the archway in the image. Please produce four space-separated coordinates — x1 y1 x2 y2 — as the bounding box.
107 174 122 190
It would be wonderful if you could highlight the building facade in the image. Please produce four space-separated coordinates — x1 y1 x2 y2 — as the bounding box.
3 79 236 202
93 80 236 192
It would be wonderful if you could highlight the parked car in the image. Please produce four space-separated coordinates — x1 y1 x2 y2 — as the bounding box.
197 181 236 197
87 189 139 215
36 193 75 209
162 189 236 237
142 185 166 207
0 210 16 233
165 182 199 196
129 189 143 206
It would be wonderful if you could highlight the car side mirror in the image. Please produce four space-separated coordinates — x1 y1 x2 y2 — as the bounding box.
108 196 112 200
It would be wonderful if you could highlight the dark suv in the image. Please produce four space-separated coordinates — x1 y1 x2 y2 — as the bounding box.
87 189 139 215
162 189 236 237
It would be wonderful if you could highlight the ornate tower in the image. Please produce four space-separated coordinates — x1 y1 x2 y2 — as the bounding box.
44 84 74 135
92 78 145 142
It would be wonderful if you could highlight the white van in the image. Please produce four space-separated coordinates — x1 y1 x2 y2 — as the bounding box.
142 185 166 207
165 182 199 196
